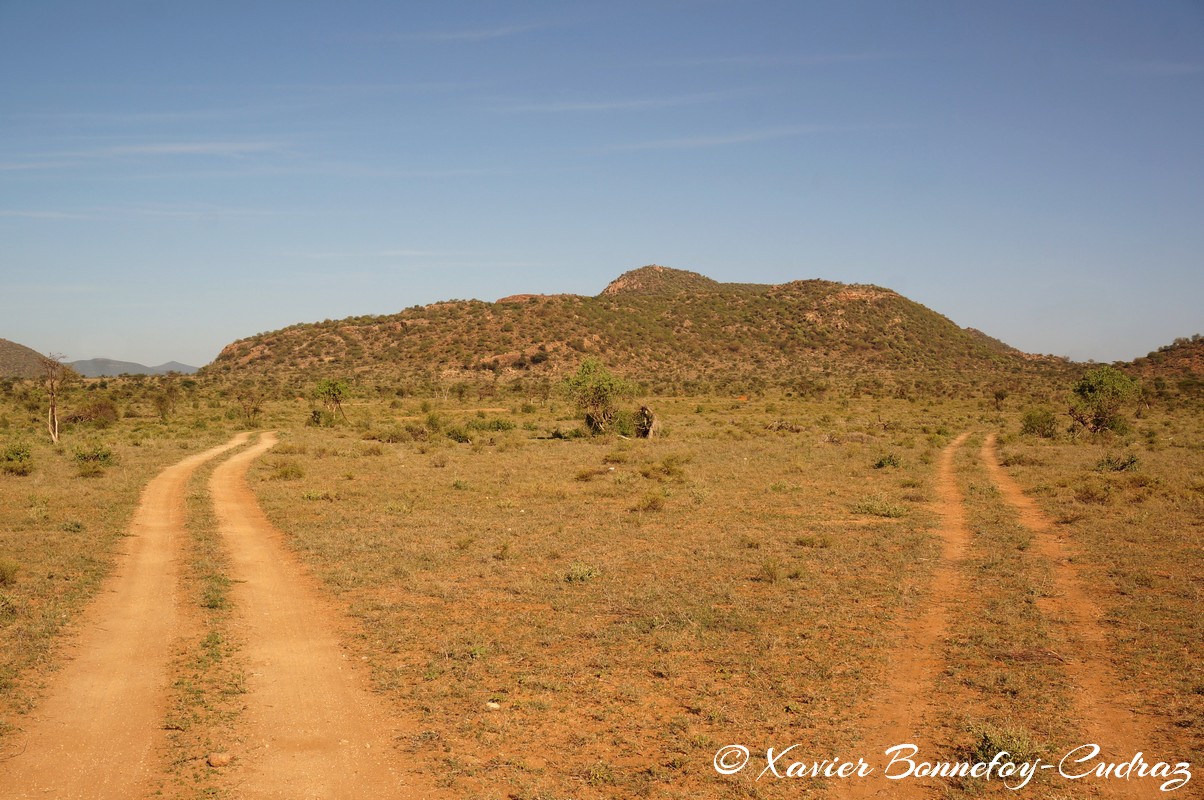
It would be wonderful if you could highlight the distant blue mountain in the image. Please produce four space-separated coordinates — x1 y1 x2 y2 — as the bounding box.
70 358 199 377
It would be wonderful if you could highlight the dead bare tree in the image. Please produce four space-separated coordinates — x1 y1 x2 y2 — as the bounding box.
38 353 73 443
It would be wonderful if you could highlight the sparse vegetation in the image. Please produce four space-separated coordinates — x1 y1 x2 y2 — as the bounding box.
1020 405 1059 438
1068 365 1141 434
562 358 635 434
0 286 1200 798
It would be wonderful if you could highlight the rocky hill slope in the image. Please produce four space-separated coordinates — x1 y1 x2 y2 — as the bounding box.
205 265 1063 392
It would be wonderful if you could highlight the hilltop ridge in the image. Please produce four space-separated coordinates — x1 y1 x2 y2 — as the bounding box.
205 265 1062 392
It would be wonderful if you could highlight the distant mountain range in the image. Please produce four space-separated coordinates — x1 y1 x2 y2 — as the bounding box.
0 339 198 378
70 358 198 377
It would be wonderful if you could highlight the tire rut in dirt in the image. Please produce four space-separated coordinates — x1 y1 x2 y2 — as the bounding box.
0 434 250 800
209 432 444 799
837 431 973 800
981 433 1161 798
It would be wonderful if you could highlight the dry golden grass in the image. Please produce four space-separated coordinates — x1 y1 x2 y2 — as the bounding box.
2 385 1199 799
991 408 1204 770
0 426 233 738
246 396 990 798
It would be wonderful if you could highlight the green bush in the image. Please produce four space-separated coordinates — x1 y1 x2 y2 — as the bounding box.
1068 366 1140 434
1020 407 1059 438
0 557 20 586
445 426 472 444
562 359 635 435
270 459 304 480
1096 453 1139 472
467 417 515 432
74 444 115 465
565 563 600 583
1 443 32 476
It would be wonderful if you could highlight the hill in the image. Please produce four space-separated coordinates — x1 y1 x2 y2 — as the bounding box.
71 358 199 378
1126 335 1203 380
205 265 1062 393
0 338 47 378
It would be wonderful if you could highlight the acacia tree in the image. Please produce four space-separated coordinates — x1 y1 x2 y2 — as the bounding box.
562 359 634 434
1068 365 1140 434
38 353 73 443
313 378 349 421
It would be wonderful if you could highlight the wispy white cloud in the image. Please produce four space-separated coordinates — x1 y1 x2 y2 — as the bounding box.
600 123 902 152
1114 60 1204 76
1 140 288 171
674 52 901 67
92 204 274 220
0 209 94 220
8 282 104 294
500 91 729 113
2 107 277 125
292 249 476 260
97 140 286 156
0 160 77 171
0 204 272 221
379 22 549 43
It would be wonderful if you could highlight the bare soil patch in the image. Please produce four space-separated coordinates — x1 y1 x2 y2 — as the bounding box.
208 432 446 799
981 433 1159 794
0 434 248 800
838 431 972 799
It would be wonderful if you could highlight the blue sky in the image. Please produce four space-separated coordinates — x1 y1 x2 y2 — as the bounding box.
2 1 1202 367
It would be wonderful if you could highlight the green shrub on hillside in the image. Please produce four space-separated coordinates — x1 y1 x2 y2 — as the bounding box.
1068 366 1140 434
1020 407 1059 438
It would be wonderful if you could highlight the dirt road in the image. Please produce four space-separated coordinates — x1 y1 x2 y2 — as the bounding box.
981 433 1156 795
209 432 442 799
840 432 972 799
0 434 249 800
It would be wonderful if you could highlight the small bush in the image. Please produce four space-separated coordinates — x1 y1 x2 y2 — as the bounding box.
1073 479 1112 505
467 417 515 432
302 490 334 501
0 557 19 586
632 492 665 512
1020 407 1059 438
270 460 305 480
1096 453 1139 472
0 591 18 621
873 453 900 469
565 563 600 583
853 494 907 518
75 399 120 428
61 520 85 533
1 442 32 476
74 444 115 466
964 723 1040 765
307 409 336 427
758 558 782 583
640 454 689 482
601 450 628 465
445 427 472 444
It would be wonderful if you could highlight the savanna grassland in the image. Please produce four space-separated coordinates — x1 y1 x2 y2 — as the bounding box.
0 356 1201 798
241 384 1199 799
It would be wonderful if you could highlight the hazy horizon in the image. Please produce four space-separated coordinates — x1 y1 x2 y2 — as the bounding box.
3 2 1202 367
